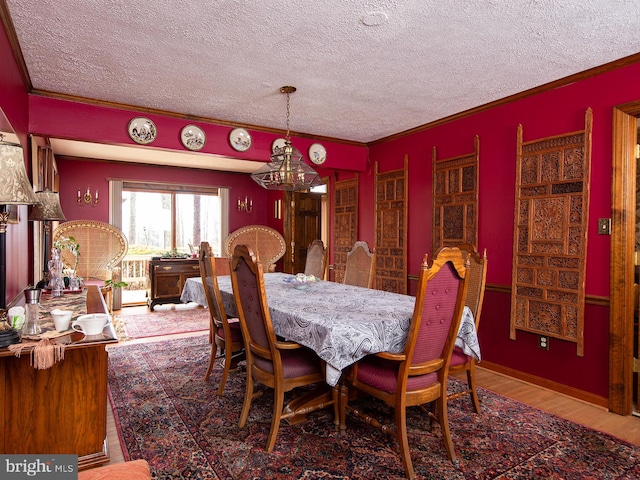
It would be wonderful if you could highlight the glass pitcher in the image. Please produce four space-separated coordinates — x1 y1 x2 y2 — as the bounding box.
48 248 65 297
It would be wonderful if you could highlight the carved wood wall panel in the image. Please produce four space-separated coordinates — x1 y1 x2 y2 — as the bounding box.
374 156 408 293
332 178 358 283
510 109 592 356
432 136 479 252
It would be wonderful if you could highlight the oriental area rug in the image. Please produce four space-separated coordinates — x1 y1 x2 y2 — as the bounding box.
115 305 209 340
107 335 640 479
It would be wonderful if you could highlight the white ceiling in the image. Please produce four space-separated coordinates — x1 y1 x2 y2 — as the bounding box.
4 1 640 148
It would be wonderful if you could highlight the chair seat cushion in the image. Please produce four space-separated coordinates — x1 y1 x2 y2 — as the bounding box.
254 346 322 378
357 355 438 393
450 346 471 366
215 318 243 342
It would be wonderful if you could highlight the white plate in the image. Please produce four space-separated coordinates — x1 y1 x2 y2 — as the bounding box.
128 117 157 145
180 124 206 151
271 137 286 153
309 143 327 164
229 128 252 152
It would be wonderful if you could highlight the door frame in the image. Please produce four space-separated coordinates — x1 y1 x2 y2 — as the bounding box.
282 178 331 274
610 100 640 414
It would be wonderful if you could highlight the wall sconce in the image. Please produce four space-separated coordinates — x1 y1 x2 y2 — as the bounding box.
237 196 252 213
77 187 98 207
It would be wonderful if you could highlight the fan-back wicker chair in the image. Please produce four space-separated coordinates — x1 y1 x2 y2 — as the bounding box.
53 220 128 284
230 244 336 453
199 242 244 395
342 247 470 479
343 240 375 288
225 225 286 272
53 220 128 310
303 239 328 280
447 244 488 413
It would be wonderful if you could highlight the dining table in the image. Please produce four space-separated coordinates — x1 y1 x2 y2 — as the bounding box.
181 273 480 387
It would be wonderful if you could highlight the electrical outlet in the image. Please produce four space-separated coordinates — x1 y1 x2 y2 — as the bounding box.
539 335 549 350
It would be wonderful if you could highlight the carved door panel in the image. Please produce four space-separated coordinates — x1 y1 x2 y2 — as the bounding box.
510 110 592 356
432 136 479 252
333 178 358 283
374 157 407 293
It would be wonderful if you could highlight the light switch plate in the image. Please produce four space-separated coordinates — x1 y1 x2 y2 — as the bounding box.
597 218 611 235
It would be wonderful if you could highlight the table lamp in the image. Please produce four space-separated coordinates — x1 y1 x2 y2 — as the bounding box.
29 189 67 285
0 136 40 310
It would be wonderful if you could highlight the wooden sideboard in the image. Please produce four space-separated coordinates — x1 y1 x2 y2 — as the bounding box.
0 286 117 470
147 258 200 310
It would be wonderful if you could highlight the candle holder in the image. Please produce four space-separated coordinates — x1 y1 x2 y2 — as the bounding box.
237 196 253 213
77 187 99 207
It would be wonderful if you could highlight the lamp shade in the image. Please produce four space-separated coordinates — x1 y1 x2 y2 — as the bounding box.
29 190 67 221
0 143 39 205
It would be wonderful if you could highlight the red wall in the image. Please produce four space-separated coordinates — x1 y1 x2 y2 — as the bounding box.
0 17 31 302
55 158 269 233
3 11 640 400
28 96 367 173
366 61 640 399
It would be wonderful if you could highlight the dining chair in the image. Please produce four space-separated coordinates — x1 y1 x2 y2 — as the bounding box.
230 244 336 453
343 240 375 288
447 244 488 413
303 239 328 280
198 242 244 395
342 247 470 479
52 219 128 311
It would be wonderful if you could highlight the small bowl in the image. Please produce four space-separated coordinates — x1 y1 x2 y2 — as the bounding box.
50 309 73 332
291 273 317 290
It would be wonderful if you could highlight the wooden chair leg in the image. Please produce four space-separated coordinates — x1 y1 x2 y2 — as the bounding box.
467 362 481 414
204 343 217 381
395 405 415 480
437 396 459 467
239 370 254 428
217 344 231 396
266 389 285 453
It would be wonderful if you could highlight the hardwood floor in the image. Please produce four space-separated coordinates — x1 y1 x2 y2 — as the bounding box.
102 308 640 466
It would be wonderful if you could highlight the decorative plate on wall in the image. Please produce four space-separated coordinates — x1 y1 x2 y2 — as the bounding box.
180 125 206 151
309 143 327 164
229 128 252 152
271 137 286 153
127 117 157 145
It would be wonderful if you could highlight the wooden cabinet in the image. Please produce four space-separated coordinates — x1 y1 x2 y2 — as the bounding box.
147 258 200 310
0 286 116 470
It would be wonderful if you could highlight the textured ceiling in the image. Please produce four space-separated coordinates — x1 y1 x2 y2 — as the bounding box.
4 0 640 143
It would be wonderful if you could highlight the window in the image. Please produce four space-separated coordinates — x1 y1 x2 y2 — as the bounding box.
121 182 228 256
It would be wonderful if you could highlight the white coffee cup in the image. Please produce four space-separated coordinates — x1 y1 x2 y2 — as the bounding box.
51 309 73 332
72 313 110 335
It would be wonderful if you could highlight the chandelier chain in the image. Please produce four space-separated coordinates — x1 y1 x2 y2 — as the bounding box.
285 92 291 141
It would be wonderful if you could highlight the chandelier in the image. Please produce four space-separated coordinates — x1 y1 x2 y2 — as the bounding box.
251 86 321 191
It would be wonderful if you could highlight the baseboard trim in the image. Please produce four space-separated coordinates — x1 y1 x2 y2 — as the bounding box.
479 361 609 409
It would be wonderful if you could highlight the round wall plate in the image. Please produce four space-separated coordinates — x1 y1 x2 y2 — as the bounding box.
229 128 252 152
309 143 327 164
271 137 286 153
128 117 157 145
180 125 206 151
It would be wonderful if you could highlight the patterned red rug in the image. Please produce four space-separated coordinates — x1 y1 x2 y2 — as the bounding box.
107 335 640 479
119 307 209 339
